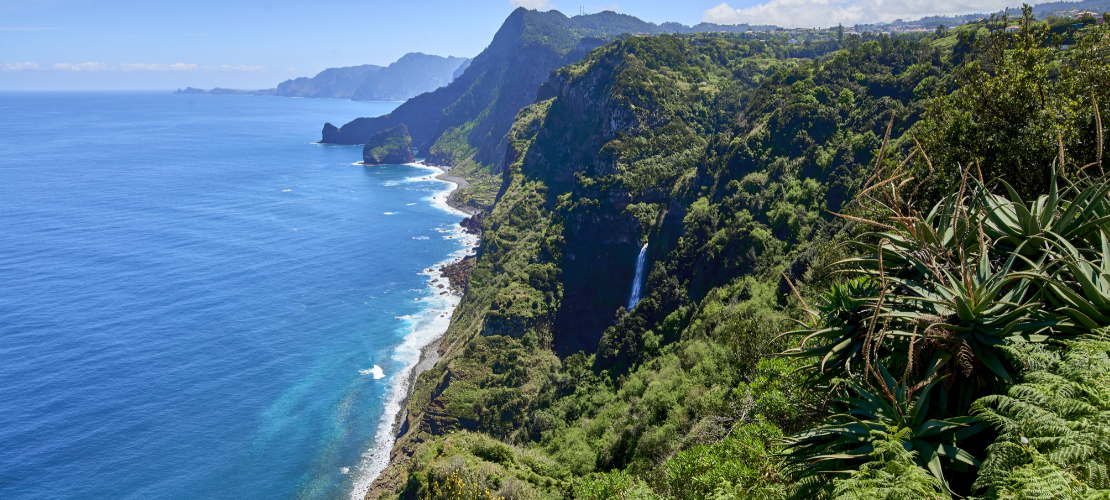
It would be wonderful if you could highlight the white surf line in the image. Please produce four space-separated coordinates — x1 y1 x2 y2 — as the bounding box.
348 164 479 500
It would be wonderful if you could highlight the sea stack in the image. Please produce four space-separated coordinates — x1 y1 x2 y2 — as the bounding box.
362 124 415 165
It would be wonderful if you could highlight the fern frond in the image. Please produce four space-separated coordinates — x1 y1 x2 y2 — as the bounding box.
974 333 1110 493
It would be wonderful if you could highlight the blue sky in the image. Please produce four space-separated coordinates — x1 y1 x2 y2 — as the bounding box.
0 0 1009 90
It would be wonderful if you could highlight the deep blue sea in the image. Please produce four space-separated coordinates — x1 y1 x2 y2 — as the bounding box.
0 92 475 500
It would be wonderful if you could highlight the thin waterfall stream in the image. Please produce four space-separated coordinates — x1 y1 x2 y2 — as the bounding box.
627 243 649 310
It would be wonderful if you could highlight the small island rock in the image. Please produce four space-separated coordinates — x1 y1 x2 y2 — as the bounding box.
362 124 415 165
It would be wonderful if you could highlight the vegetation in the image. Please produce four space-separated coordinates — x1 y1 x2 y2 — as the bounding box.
363 124 414 165
365 10 1110 500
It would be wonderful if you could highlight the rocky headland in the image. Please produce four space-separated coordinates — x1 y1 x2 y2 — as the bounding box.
361 125 415 165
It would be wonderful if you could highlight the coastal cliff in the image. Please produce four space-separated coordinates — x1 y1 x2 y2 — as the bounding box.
321 10 823 214
362 31 877 498
362 125 415 165
322 9 666 210
361 12 1110 500
176 54 468 101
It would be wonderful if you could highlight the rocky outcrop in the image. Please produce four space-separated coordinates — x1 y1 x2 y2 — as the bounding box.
459 213 484 235
321 84 464 148
362 125 415 165
439 255 476 292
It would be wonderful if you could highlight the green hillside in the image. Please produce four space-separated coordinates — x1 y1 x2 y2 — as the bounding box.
363 125 415 165
366 11 1110 500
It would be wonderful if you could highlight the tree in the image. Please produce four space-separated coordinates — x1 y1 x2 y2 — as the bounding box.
913 15 1110 203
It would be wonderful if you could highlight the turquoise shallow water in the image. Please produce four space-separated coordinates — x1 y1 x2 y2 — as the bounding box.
0 91 473 500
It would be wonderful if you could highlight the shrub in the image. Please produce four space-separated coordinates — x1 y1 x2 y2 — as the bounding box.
425 469 504 500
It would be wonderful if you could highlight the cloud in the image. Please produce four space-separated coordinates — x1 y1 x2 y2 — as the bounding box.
52 62 110 71
3 62 267 72
510 0 552 9
703 0 1013 28
4 62 41 70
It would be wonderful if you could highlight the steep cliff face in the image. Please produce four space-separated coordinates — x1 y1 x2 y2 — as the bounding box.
362 124 415 165
320 9 665 173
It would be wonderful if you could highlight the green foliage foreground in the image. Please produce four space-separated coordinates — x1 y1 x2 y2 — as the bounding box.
784 154 1110 497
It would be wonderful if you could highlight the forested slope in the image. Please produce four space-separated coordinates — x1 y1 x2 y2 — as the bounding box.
367 12 1110 500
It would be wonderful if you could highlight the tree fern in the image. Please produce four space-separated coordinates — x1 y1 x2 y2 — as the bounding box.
830 426 948 500
976 448 1109 500
973 332 1110 496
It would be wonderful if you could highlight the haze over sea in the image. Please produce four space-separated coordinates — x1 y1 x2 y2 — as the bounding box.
0 92 474 500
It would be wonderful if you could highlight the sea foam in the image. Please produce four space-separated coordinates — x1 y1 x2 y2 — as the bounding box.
359 365 386 380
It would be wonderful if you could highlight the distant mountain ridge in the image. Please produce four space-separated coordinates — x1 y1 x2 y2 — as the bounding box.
350 53 469 101
274 64 383 98
320 9 684 187
173 87 277 96
174 53 468 101
319 8 792 196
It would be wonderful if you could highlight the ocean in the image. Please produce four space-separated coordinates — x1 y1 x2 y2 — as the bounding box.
0 91 475 499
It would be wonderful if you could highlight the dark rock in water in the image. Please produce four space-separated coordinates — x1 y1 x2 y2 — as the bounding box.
460 213 484 235
362 124 415 165
439 255 476 292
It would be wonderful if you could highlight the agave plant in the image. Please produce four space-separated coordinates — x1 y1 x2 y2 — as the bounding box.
1036 233 1110 333
785 131 1110 495
781 278 882 385
900 252 1051 385
841 189 976 286
980 176 1110 265
785 364 985 495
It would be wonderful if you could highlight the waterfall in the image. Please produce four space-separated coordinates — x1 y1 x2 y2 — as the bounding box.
627 243 649 310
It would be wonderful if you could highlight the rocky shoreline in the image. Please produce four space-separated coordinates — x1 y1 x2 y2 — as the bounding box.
359 163 482 498
418 161 481 216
